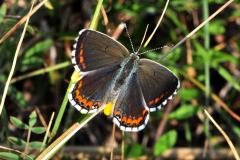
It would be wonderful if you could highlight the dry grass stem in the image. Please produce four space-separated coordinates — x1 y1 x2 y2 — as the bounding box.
143 0 170 48
159 0 234 60
204 109 240 160
0 0 48 44
0 1 36 116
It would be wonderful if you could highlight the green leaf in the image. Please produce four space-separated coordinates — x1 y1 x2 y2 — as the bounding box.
126 144 145 158
29 111 37 127
193 41 211 61
10 116 28 129
154 130 178 156
168 105 199 120
20 57 44 72
211 50 239 66
208 20 225 34
0 3 7 23
32 127 45 134
8 136 26 146
24 39 53 58
8 86 27 108
178 88 200 101
29 141 43 149
0 152 20 160
233 126 240 137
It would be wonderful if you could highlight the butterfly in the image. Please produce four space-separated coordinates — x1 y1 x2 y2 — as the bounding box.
68 29 180 132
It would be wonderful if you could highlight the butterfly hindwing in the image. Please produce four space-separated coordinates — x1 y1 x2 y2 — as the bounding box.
68 65 120 114
137 59 180 112
72 29 129 72
113 72 149 132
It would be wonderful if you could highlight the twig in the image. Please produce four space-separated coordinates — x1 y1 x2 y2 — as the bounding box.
36 105 106 160
0 0 48 44
204 109 240 160
159 0 234 60
143 0 170 47
41 112 55 151
0 0 36 116
0 146 33 160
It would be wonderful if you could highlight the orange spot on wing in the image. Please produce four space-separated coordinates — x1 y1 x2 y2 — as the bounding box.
121 116 127 123
80 48 84 56
148 100 154 106
132 119 138 125
80 56 84 63
142 109 148 115
81 98 87 105
127 118 133 124
114 111 121 116
87 101 94 108
137 117 143 124
155 97 160 103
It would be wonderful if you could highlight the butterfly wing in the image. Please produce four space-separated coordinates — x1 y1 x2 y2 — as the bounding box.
72 29 129 72
113 72 149 132
68 65 120 114
137 59 180 112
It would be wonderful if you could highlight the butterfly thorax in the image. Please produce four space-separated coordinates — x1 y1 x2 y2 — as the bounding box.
105 54 139 102
115 53 139 87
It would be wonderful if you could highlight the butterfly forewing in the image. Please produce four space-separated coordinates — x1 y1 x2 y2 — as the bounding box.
72 29 129 72
137 59 180 112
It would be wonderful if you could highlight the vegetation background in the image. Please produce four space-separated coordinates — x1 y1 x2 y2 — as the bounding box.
0 0 239 159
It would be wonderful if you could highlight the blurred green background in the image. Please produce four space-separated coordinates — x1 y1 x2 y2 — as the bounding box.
0 0 239 159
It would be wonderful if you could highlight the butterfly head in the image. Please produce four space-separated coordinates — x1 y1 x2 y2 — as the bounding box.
130 52 140 61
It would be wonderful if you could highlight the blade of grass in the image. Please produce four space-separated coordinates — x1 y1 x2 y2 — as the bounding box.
143 0 169 48
0 1 36 116
159 0 234 60
204 109 240 160
48 80 73 142
0 0 48 44
90 0 104 30
121 131 125 160
202 0 211 157
11 61 70 83
40 112 55 151
202 0 210 102
49 0 104 141
110 124 116 160
36 105 105 160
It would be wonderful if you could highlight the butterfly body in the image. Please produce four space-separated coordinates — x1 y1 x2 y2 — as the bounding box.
68 29 180 132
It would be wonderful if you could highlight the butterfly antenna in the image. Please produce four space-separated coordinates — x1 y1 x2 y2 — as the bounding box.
138 44 172 56
124 24 135 53
137 24 149 54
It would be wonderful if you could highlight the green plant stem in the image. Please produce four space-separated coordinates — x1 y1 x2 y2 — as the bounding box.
202 0 211 150
11 61 70 83
36 106 105 160
203 0 210 105
41 112 55 151
90 0 104 30
49 82 73 142
24 126 32 155
159 0 234 60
